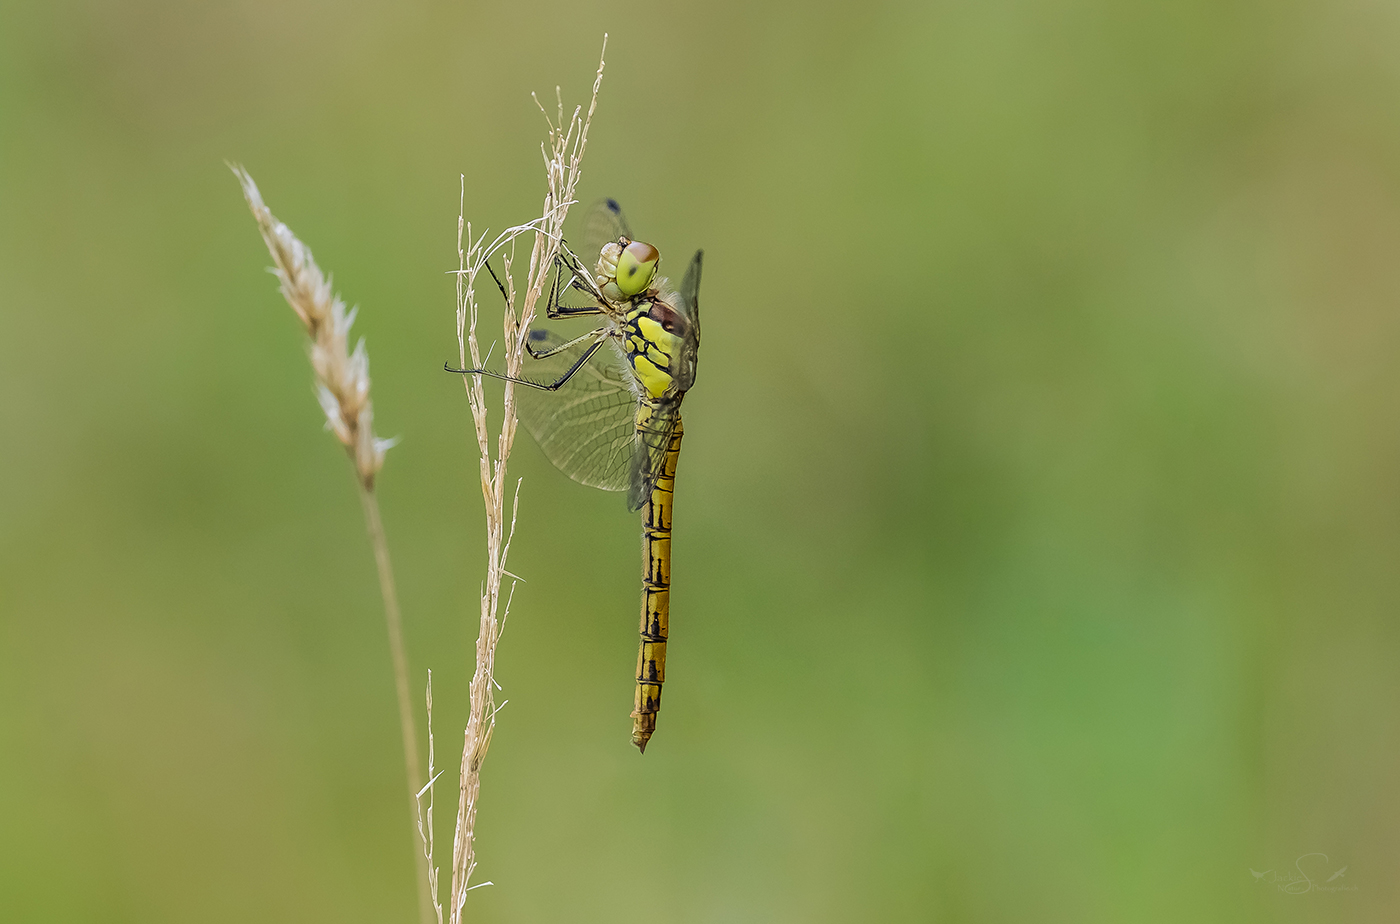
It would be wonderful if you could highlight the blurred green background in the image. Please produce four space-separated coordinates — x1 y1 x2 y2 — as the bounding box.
2 0 1398 920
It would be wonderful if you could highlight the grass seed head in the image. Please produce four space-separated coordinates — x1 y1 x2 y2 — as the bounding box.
234 165 394 489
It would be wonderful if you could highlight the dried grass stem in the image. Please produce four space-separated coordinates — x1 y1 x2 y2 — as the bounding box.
441 38 607 923
236 167 430 924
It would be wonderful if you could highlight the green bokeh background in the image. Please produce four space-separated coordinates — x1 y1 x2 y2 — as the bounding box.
2 0 1398 920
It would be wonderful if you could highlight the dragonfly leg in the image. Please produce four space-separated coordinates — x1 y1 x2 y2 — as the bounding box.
486 252 602 320
482 258 518 309
544 246 608 319
526 327 607 360
546 302 607 319
544 278 606 319
444 333 609 391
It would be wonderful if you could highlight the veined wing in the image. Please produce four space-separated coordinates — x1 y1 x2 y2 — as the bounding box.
629 399 682 511
673 250 703 392
516 329 638 493
582 198 633 267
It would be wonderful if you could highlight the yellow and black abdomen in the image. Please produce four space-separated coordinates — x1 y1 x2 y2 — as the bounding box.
622 295 694 752
632 415 683 752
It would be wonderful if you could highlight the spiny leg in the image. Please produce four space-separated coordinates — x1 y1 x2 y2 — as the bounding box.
483 254 601 321
483 258 511 307
544 244 610 320
526 327 608 360
444 332 608 391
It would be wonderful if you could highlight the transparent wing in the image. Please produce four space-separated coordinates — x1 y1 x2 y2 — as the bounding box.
678 249 702 326
515 329 638 493
629 399 682 511
673 250 703 392
581 198 633 267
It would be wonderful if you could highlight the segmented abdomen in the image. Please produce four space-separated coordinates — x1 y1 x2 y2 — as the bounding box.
631 416 684 752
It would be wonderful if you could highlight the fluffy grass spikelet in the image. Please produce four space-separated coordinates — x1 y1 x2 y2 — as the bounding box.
234 166 396 490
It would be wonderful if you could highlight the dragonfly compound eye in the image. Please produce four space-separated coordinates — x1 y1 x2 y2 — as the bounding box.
616 240 660 297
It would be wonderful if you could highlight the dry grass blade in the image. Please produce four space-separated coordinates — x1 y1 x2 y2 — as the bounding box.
443 36 607 924
415 671 445 924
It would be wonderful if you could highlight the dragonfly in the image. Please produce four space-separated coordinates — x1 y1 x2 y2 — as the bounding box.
448 199 702 753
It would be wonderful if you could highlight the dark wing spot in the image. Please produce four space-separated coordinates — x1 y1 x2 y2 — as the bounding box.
529 329 548 341
606 198 621 213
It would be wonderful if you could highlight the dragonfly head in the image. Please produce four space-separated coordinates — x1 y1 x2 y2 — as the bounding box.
615 240 660 297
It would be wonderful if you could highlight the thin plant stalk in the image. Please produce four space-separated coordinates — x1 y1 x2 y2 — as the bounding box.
235 167 432 924
360 488 434 924
439 38 607 924
415 671 445 924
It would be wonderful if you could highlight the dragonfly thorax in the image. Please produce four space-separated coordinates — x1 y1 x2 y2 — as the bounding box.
620 297 688 400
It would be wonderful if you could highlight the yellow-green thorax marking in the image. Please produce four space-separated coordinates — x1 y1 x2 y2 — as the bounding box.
619 298 686 399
